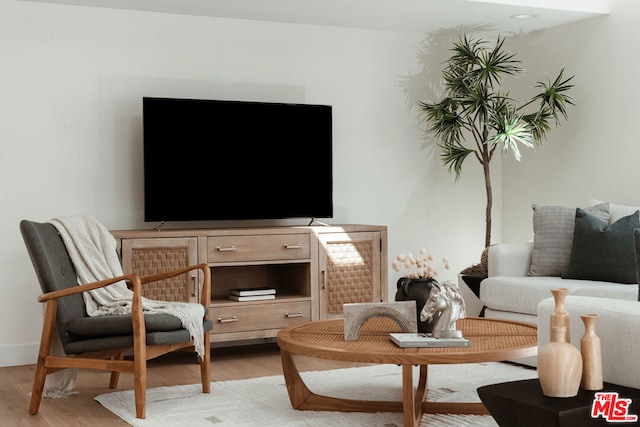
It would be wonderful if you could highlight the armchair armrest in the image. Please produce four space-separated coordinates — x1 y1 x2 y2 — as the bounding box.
37 274 140 303
140 263 211 316
487 242 534 277
36 274 148 351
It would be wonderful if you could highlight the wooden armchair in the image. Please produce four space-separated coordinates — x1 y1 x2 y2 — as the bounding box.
20 220 213 419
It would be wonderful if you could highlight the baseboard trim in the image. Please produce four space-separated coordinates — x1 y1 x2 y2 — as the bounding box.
0 342 38 367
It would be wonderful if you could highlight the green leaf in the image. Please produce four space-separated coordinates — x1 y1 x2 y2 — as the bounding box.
420 98 465 146
476 36 523 89
490 112 535 161
439 143 475 180
521 110 552 141
531 67 575 123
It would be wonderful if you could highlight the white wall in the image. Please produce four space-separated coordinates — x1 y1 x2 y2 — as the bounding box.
0 1 491 366
501 0 635 242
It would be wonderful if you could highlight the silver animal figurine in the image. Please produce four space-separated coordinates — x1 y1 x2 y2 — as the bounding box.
420 280 466 339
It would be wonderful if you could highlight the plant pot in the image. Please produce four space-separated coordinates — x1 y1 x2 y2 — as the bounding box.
394 277 439 333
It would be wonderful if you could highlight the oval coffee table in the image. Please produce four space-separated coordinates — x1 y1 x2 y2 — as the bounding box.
277 316 537 427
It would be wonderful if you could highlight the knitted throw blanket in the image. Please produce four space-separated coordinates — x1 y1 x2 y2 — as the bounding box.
50 216 205 358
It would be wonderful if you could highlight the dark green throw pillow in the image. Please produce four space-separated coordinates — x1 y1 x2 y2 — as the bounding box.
563 208 640 284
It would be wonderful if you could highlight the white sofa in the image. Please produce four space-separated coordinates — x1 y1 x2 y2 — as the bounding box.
538 295 640 389
479 241 639 366
481 241 639 325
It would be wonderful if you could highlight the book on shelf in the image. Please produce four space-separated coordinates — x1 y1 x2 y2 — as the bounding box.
229 294 276 302
229 287 276 296
389 333 470 348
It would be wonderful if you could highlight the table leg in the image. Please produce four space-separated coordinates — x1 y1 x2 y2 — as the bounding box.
280 348 403 413
280 349 489 423
402 364 428 427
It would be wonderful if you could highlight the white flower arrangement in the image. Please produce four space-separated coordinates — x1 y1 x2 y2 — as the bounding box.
391 249 451 279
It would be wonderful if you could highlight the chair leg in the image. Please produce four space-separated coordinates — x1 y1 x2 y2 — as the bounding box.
200 334 211 393
133 349 147 419
29 359 48 415
31 301 57 415
109 353 125 389
133 367 146 418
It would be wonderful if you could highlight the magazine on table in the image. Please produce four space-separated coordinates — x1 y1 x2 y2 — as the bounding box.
389 333 470 348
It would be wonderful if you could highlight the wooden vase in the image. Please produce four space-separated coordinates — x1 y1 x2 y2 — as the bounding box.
580 314 603 390
538 326 583 397
550 288 570 342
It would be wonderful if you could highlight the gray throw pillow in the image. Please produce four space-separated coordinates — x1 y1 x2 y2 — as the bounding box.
529 203 609 277
563 209 640 284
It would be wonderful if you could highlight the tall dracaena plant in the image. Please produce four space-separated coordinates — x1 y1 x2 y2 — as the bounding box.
420 35 574 249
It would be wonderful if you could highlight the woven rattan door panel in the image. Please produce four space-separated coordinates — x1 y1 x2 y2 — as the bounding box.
318 232 383 319
121 237 199 303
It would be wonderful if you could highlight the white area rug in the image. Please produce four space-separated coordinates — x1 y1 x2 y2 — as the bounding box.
95 362 537 427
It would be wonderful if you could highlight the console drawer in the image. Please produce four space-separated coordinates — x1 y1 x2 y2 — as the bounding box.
207 234 310 263
213 300 311 333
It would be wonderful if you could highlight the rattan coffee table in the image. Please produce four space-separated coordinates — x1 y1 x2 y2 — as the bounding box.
277 316 537 427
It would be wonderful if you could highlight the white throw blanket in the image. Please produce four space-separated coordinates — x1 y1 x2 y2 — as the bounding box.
43 216 206 397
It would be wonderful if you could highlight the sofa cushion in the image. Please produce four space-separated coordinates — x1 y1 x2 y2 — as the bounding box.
589 199 640 223
529 203 609 277
564 209 639 284
480 276 639 316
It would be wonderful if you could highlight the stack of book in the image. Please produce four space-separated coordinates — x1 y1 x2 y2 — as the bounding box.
389 333 470 348
228 287 276 301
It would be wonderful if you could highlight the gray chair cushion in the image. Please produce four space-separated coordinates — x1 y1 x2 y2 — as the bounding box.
66 310 209 337
64 320 213 354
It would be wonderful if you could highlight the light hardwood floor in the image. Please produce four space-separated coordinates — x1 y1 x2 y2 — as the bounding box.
0 342 364 426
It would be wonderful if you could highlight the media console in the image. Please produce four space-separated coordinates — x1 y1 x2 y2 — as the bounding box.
111 224 388 344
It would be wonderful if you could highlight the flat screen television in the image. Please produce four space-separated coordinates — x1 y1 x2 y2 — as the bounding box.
142 97 333 223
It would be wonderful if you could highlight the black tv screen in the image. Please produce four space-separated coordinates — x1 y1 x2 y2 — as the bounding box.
143 97 333 222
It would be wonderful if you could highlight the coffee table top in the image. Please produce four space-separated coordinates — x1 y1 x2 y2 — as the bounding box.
277 317 537 365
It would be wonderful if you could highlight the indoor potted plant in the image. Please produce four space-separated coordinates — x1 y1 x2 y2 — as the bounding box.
420 35 575 263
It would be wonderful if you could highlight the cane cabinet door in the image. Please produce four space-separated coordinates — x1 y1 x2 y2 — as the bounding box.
317 231 385 319
121 237 199 303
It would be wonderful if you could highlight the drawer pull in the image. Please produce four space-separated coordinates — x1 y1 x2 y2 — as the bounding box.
284 243 304 249
216 245 237 252
217 316 239 323
285 312 304 318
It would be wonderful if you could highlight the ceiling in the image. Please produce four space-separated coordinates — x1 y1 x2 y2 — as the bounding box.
22 0 609 34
